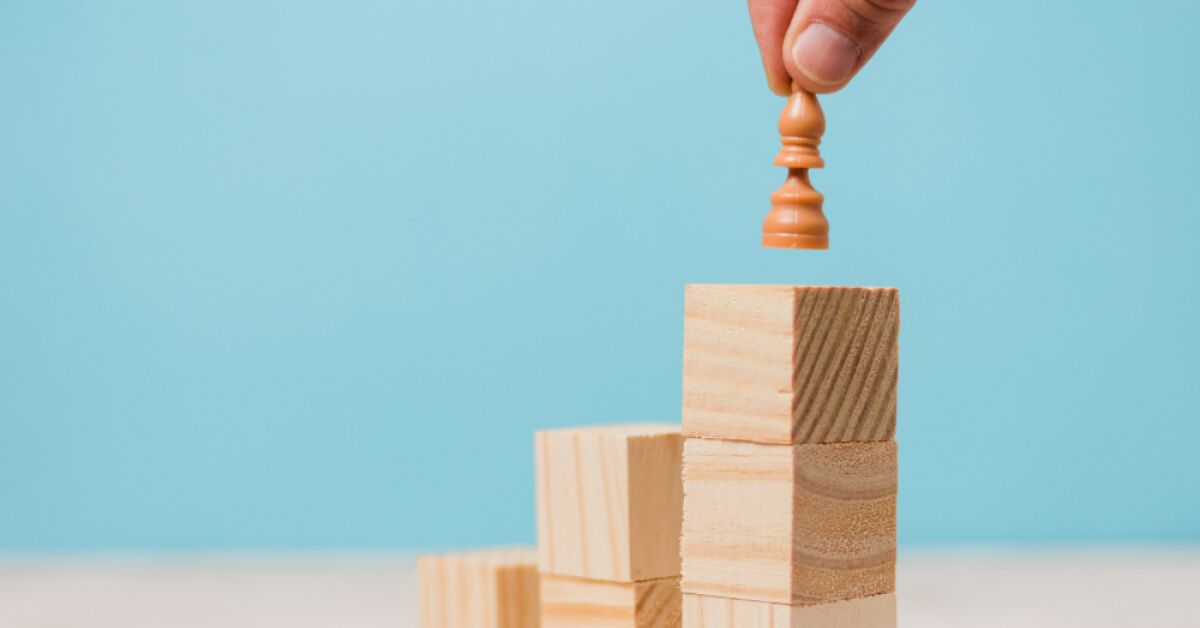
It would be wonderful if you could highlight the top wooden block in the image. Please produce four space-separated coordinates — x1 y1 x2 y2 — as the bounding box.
536 424 683 582
683 285 899 444
418 547 540 628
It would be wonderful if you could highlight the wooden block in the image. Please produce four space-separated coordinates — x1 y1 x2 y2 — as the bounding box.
540 573 682 628
536 424 683 582
682 592 895 628
681 438 896 605
418 547 540 628
682 284 899 444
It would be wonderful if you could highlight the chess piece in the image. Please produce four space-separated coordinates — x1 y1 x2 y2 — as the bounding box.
762 86 829 249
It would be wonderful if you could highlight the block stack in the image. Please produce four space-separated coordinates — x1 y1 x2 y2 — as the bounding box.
680 285 900 627
535 424 685 627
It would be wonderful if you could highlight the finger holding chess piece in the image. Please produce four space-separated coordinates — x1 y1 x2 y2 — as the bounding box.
762 85 829 249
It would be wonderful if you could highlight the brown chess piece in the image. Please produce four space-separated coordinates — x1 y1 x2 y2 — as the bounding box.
762 86 828 249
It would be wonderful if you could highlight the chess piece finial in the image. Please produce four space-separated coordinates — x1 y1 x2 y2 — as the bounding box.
762 86 828 249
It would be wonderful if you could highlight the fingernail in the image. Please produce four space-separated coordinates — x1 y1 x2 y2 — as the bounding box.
791 22 861 86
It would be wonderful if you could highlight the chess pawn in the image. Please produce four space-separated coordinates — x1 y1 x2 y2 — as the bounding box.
762 88 829 249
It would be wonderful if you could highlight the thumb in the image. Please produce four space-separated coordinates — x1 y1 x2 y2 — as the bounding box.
783 0 915 93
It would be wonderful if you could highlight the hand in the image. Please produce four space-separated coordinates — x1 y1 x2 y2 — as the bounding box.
749 0 915 95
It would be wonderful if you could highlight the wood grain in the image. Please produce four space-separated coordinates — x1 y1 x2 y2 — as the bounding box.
536 424 682 582
681 438 896 605
682 592 895 628
541 573 681 628
418 548 539 628
682 285 898 444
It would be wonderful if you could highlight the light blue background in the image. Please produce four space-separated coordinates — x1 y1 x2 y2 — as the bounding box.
2 0 1198 551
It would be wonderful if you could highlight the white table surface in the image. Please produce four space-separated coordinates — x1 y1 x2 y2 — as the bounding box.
2 548 1198 627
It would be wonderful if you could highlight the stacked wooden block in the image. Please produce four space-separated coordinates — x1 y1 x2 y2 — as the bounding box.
418 547 541 628
535 424 684 627
680 285 900 626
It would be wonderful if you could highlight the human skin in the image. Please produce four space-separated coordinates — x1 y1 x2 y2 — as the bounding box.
748 0 916 95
